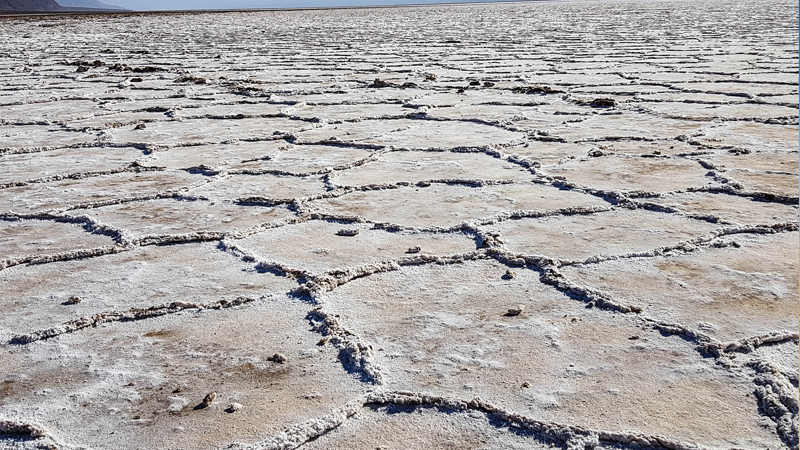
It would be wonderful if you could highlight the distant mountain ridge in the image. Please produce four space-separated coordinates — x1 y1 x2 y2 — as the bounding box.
55 0 128 10
0 0 128 10
0 0 63 10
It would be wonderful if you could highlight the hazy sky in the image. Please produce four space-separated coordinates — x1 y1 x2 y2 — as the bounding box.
103 0 503 11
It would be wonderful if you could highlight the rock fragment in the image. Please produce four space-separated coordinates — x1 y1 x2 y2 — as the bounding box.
406 246 421 254
197 392 216 409
589 98 616 108
336 229 359 237
505 305 525 316
268 353 288 364
371 78 390 88
226 402 243 413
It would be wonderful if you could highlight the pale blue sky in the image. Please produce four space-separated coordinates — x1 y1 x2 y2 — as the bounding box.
104 0 505 11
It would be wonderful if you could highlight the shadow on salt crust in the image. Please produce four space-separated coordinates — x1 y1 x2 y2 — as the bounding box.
0 298 362 450
323 259 783 448
311 183 608 229
560 232 799 343
0 242 297 341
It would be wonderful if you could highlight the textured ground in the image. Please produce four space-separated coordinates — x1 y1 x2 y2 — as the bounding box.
0 1 798 449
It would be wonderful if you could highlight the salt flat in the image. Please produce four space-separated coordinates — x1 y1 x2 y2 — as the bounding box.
0 0 798 449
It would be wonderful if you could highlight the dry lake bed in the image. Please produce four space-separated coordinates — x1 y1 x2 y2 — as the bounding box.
0 0 798 449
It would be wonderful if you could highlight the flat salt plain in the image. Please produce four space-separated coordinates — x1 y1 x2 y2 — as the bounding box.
0 0 798 448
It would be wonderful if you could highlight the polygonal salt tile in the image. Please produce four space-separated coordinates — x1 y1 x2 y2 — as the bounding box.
173 101 285 119
0 242 297 341
486 208 720 261
331 150 533 187
144 141 289 171
191 174 327 202
0 219 114 261
300 404 560 450
294 119 524 149
729 170 799 198
651 192 799 225
547 115 704 142
0 146 145 185
227 144 374 174
72 198 296 238
234 220 476 275
546 155 712 193
0 171 203 214
323 259 781 449
694 122 799 152
0 296 361 450
109 117 307 147
0 99 99 123
287 103 411 121
311 183 608 229
707 150 798 175
0 125 98 150
560 231 799 342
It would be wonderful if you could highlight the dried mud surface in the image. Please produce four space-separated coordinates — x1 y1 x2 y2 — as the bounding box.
0 0 798 449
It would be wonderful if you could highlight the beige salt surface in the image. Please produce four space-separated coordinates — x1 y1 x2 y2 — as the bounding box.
0 170 202 214
0 242 297 340
234 219 476 275
560 231 799 342
0 146 145 185
0 296 362 450
727 170 799 197
487 208 720 261
322 259 782 448
0 219 114 260
72 198 296 238
310 183 608 229
546 155 712 193
331 150 533 187
652 191 800 225
299 404 559 450
191 173 328 202
0 1 797 448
